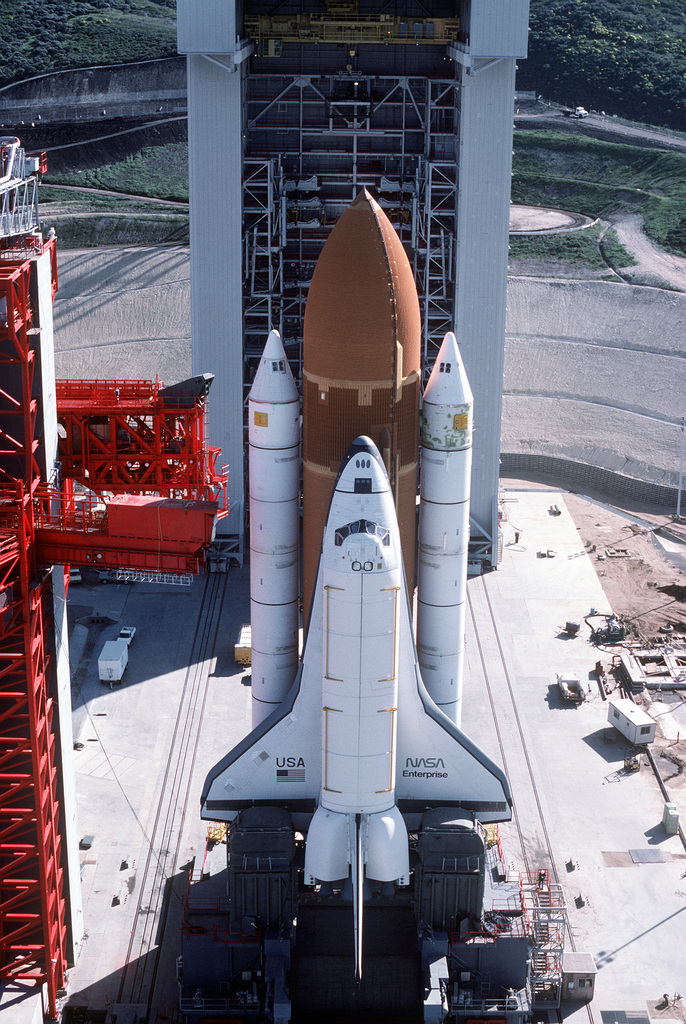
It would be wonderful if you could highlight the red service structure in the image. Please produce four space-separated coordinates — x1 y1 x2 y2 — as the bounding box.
0 139 225 1019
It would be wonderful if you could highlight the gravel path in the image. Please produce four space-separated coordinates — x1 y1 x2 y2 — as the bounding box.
611 213 686 291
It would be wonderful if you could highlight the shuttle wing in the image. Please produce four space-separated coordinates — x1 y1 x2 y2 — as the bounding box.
394 589 512 823
201 670 321 819
201 607 326 821
202 566 511 825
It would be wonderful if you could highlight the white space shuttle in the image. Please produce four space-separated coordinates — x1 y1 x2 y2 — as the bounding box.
202 435 511 981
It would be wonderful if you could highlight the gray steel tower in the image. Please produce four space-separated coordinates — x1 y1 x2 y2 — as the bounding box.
177 0 529 568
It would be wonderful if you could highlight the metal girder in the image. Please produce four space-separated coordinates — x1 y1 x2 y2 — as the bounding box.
56 377 227 504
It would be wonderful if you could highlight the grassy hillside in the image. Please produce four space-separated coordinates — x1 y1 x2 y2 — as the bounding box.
518 0 686 132
3 0 686 134
512 131 686 256
48 142 189 202
0 0 176 84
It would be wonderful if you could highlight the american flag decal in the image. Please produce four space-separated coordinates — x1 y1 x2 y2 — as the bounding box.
277 768 305 782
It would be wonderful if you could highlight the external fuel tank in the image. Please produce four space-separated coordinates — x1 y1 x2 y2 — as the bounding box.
302 189 420 619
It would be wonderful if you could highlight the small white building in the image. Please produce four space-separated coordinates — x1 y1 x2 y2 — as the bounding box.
608 698 655 745
561 952 596 1002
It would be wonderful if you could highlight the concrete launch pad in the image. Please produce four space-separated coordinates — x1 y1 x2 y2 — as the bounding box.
57 489 686 1023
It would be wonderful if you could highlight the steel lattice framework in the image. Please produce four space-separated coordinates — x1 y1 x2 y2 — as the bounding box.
56 377 226 503
0 253 67 1016
243 74 459 387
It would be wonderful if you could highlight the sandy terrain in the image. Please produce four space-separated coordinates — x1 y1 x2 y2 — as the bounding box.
54 230 686 496
612 212 686 290
503 275 686 487
54 245 191 384
568 497 686 638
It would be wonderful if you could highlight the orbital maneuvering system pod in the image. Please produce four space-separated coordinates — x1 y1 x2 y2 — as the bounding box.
203 190 511 982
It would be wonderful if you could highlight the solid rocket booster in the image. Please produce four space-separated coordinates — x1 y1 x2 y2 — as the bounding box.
302 189 421 622
248 330 300 725
417 332 474 727
303 437 409 979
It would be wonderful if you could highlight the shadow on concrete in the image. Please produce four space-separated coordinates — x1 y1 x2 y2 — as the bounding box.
545 684 586 710
62 861 190 1023
544 684 565 709
643 823 672 846
594 905 686 969
67 567 250 703
582 727 626 764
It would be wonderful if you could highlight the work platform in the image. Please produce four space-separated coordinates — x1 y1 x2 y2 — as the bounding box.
48 488 686 1024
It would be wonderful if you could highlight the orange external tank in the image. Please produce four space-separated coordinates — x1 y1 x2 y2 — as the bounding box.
302 189 421 620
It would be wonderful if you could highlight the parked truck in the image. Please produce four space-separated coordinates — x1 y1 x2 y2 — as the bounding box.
557 673 585 704
563 106 589 119
234 625 252 666
98 639 129 684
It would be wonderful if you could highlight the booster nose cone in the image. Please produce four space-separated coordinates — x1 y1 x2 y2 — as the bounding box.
248 329 298 407
422 331 473 409
420 332 473 455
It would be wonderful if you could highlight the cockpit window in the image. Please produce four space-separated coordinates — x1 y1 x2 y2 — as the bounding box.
334 519 390 547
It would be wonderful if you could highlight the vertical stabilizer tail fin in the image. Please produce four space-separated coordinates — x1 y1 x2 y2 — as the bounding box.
352 814 364 984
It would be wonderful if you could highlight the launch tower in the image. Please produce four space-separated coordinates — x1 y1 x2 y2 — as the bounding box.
178 0 530 568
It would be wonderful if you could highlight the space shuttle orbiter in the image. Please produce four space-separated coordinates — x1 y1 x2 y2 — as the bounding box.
201 435 511 980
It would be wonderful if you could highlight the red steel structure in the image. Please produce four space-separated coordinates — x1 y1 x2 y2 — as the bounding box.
0 241 223 1020
34 490 218 573
56 376 226 503
0 245 67 1015
1 151 226 1020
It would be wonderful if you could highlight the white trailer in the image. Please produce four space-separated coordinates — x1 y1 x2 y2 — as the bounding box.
608 698 655 745
98 639 129 684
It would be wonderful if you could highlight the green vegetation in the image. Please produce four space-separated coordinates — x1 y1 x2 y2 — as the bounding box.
512 131 686 256
45 211 189 248
38 185 188 247
0 0 176 84
519 0 686 132
600 229 637 268
2 0 685 135
57 213 188 248
508 222 634 270
47 143 189 202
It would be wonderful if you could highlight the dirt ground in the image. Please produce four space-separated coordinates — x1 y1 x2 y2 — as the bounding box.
504 477 686 640
567 495 686 639
504 201 686 644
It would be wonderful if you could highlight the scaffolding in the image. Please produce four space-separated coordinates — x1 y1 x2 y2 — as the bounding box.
0 251 67 1016
56 376 227 504
522 869 566 1009
242 74 459 390
0 139 44 242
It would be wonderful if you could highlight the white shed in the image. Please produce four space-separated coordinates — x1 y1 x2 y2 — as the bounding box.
608 699 655 745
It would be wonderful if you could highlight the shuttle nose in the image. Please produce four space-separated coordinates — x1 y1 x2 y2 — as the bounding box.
335 437 390 494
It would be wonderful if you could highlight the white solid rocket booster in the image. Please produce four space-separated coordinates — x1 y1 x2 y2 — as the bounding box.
416 332 474 727
248 330 300 726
